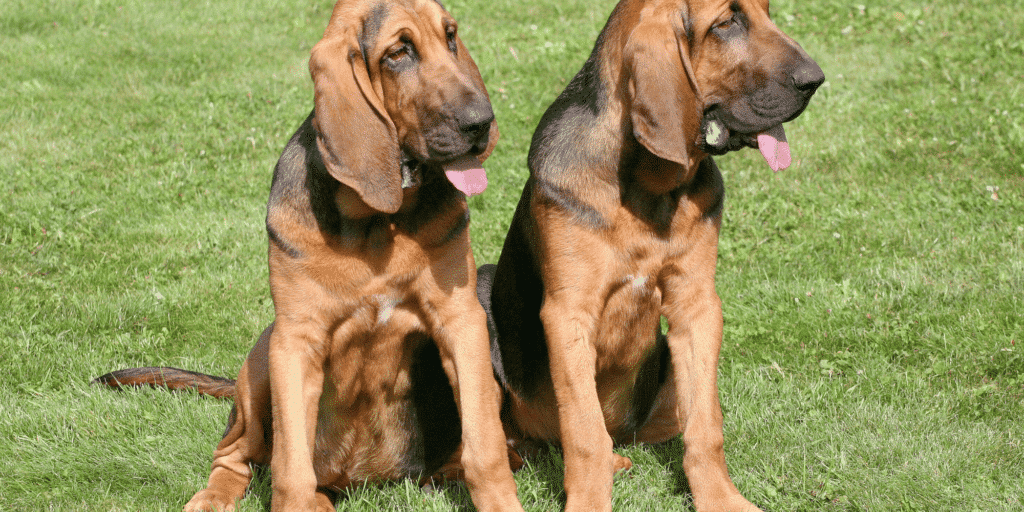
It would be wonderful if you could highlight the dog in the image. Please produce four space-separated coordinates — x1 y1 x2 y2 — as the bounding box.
476 0 824 510
95 0 523 510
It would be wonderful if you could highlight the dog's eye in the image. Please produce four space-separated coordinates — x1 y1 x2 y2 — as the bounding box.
712 12 746 38
446 26 458 54
385 43 412 63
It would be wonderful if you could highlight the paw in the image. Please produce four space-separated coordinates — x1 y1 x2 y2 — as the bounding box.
313 491 336 512
694 493 764 512
612 453 633 474
183 488 240 512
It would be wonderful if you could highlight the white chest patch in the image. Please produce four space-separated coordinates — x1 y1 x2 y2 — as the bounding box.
372 295 398 326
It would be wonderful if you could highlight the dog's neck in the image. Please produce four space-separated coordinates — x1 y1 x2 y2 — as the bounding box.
400 160 423 189
329 159 426 219
627 144 705 196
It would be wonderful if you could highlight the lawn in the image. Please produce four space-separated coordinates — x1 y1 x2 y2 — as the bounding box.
1 0 1022 510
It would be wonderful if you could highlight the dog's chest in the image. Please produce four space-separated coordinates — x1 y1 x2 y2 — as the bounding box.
326 289 429 368
593 245 667 358
311 292 437 485
593 217 709 362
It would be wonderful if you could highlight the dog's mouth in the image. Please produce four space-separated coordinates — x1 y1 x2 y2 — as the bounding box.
401 154 488 197
441 155 488 196
699 113 792 173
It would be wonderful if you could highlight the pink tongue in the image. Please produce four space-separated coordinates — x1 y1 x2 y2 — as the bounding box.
443 156 488 197
757 125 791 172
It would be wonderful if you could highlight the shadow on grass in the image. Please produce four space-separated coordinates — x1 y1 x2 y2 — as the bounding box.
516 442 569 508
242 464 481 511
190 438 699 511
646 437 697 505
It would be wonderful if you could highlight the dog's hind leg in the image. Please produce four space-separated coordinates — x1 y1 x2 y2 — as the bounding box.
185 326 275 512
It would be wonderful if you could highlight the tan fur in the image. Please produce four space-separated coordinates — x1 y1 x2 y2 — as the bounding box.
488 1 822 511
182 1 520 511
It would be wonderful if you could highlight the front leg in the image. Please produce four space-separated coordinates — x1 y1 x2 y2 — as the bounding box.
661 267 762 512
539 295 616 512
430 270 523 512
267 320 330 511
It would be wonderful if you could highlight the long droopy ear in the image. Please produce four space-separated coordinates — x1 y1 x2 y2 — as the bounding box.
624 14 700 167
309 29 403 214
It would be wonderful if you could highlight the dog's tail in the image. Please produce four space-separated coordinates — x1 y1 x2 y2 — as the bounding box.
92 367 236 399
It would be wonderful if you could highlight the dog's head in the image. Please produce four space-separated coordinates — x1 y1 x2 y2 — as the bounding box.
622 0 823 172
310 0 498 213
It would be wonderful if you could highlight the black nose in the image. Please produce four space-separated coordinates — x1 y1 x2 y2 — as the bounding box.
459 98 494 153
461 116 492 141
792 60 825 94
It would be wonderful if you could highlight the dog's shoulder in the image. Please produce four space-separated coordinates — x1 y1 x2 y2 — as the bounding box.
528 55 604 180
268 112 321 222
265 111 357 256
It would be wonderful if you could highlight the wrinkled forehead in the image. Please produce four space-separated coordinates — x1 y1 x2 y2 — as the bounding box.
682 0 770 23
358 0 450 48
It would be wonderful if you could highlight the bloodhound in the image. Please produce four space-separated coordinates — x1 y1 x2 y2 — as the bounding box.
94 0 523 510
477 0 824 510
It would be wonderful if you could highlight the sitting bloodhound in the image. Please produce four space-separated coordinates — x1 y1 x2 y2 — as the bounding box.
476 0 824 510
95 0 523 510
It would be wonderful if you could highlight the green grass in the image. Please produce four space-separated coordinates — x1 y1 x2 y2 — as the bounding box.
1 0 1022 510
